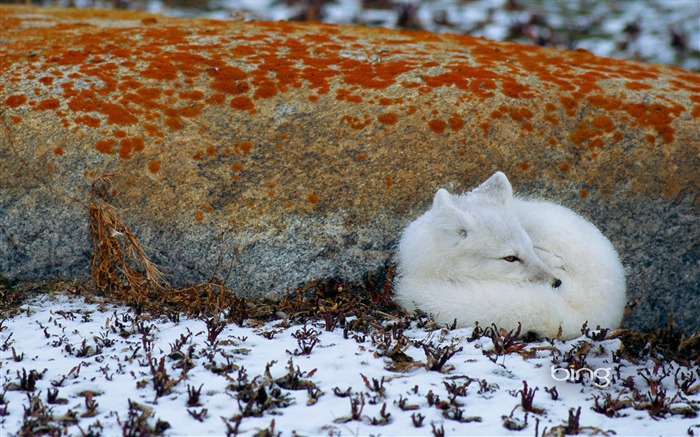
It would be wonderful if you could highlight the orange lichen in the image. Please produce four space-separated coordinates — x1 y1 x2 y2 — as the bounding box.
132 137 145 152
35 98 60 110
591 114 614 132
580 188 588 198
340 115 371 130
377 112 398 125
2 10 697 221
560 162 570 172
588 138 603 149
95 139 115 154
447 114 464 131
559 96 578 116
230 96 255 112
195 210 204 222
234 141 253 154
428 119 446 134
625 81 652 91
74 115 101 128
307 194 319 204
621 101 681 143
51 49 89 66
142 59 178 81
254 82 278 99
498 105 533 122
645 134 655 144
692 105 700 118
501 80 533 99
54 146 64 155
165 116 184 130
517 162 530 170
569 123 597 146
336 88 363 103
148 160 161 173
479 122 490 135
208 65 248 94
117 137 145 159
179 90 204 100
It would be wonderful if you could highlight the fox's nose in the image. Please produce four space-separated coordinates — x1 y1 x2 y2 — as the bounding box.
552 278 562 288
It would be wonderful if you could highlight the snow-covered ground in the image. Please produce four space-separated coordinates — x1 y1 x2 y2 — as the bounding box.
2 290 698 435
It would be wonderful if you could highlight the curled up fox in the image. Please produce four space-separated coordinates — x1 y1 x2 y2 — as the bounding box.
394 172 626 340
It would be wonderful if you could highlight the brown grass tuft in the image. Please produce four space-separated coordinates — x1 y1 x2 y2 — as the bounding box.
88 176 245 319
89 176 166 305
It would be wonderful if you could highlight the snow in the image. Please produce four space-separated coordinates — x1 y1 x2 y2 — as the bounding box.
2 291 698 436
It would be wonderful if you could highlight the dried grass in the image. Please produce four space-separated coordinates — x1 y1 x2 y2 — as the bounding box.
88 176 245 320
89 176 165 305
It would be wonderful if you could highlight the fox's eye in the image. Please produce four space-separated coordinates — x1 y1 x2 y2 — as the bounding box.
458 229 468 238
503 256 520 262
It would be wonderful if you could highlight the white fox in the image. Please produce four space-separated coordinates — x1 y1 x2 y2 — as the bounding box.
394 171 626 339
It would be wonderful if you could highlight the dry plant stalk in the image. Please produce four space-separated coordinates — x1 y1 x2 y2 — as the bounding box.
89 177 166 306
88 176 245 318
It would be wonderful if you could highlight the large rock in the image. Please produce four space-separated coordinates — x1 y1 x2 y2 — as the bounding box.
1 6 698 332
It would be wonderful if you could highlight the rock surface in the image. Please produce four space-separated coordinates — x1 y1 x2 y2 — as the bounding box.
1 6 698 332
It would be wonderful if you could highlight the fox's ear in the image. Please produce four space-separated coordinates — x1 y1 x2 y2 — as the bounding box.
432 188 454 211
474 171 512 204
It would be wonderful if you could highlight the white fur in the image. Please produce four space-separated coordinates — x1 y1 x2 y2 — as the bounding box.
394 171 626 339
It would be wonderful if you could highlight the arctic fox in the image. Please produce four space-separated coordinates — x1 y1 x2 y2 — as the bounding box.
394 171 626 340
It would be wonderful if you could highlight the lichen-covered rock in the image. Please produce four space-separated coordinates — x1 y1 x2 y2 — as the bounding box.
1 6 698 332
